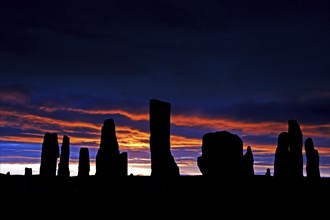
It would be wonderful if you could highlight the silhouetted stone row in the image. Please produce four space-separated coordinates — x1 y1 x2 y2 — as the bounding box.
197 131 243 177
78 147 90 177
34 100 321 180
305 138 320 179
149 99 180 176
96 119 127 177
274 120 303 178
40 133 59 177
243 146 254 177
58 135 70 177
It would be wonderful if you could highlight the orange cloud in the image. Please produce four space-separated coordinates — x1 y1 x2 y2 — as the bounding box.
0 109 101 131
0 136 44 144
171 135 201 147
173 114 330 138
243 143 276 155
0 109 201 150
38 106 149 121
35 106 330 139
315 146 330 155
1 107 329 159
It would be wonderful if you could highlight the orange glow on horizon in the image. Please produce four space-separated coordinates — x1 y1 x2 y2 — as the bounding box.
1 107 329 157
171 135 201 147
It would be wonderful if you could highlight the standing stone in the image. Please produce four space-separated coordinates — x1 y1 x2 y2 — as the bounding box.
40 133 59 177
78 147 90 177
149 99 180 176
274 132 291 177
305 138 320 179
197 131 243 177
242 146 254 177
58 135 70 177
288 120 303 178
25 167 32 176
95 119 127 177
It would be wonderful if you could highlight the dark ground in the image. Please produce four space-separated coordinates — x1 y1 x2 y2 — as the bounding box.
1 174 329 218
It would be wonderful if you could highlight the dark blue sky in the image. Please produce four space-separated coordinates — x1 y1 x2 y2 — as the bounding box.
0 0 329 176
1 0 329 102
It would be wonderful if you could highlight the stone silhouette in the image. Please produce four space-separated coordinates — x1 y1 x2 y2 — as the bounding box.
265 168 271 177
58 135 70 177
24 167 32 176
305 138 320 179
288 120 303 178
197 131 243 177
242 146 254 177
149 99 180 176
40 133 59 177
274 120 304 178
78 147 90 177
274 132 291 177
95 119 127 177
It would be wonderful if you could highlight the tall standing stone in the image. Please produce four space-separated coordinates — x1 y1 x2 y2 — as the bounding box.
305 138 320 179
242 146 254 177
197 131 243 177
149 99 180 176
78 147 90 177
58 135 70 177
95 119 127 177
274 132 291 177
288 120 303 178
40 133 59 177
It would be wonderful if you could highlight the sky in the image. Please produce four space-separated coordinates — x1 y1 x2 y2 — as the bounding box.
0 0 329 176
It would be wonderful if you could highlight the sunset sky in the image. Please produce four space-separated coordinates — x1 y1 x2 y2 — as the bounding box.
1 0 329 176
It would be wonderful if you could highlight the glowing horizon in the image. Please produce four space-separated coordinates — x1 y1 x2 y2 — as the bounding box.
1 155 330 177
